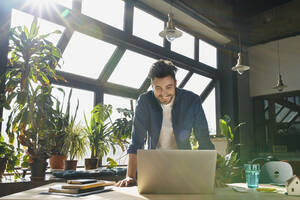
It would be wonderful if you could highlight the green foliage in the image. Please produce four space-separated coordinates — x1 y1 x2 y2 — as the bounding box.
106 157 118 169
215 115 246 187
2 18 64 161
111 108 133 151
0 134 21 174
215 152 241 187
84 104 132 160
51 89 75 156
219 114 246 153
63 123 87 160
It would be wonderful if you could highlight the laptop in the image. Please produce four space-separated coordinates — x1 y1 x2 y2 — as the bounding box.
137 149 217 194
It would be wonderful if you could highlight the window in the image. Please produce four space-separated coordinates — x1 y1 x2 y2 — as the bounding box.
202 89 216 135
11 9 65 46
183 73 211 95
133 7 164 46
176 68 189 86
52 0 72 9
108 50 156 89
199 40 217 68
59 31 116 79
82 0 124 30
103 94 135 165
171 28 194 59
52 85 94 165
52 85 94 126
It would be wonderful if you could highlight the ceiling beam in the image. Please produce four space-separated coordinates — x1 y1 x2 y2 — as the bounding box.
11 0 218 79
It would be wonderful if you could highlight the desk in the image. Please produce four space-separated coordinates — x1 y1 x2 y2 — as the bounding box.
0 183 298 200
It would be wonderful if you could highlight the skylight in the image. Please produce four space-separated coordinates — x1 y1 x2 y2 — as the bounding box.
108 50 156 89
183 73 211 95
59 31 116 79
133 7 164 46
11 9 65 46
82 0 124 30
171 28 194 59
199 40 217 68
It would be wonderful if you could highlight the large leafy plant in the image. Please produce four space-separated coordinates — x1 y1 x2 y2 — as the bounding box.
51 89 75 156
0 134 21 177
3 18 63 161
84 103 131 163
84 104 114 159
215 115 246 187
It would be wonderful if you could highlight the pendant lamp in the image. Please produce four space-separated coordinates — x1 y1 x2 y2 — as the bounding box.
232 33 250 74
273 40 287 92
159 12 182 42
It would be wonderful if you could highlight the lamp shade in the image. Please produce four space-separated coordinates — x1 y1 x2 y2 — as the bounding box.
273 74 287 92
231 53 250 74
159 13 182 42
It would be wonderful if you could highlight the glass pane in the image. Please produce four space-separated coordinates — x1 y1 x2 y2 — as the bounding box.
176 68 189 85
283 111 298 123
108 50 156 88
288 96 295 104
199 40 217 68
296 96 300 105
133 7 164 46
52 85 94 125
264 100 269 109
275 103 283 114
52 0 72 8
265 110 269 120
82 0 124 30
171 28 194 59
183 73 211 95
202 88 216 135
11 9 65 46
102 94 135 165
59 31 116 79
52 85 94 166
276 107 290 122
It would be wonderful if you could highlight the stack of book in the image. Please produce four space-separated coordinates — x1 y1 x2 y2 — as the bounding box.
48 179 115 196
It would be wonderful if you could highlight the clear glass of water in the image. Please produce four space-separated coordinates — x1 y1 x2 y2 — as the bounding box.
244 163 260 188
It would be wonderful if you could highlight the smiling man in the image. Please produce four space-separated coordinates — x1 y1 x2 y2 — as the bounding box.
116 59 215 187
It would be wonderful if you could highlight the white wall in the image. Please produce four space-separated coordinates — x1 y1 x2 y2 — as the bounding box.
248 35 300 97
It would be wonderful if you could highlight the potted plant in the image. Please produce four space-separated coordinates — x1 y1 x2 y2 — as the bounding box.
3 18 64 180
215 115 246 187
63 123 87 170
84 104 131 170
49 89 73 170
0 134 20 179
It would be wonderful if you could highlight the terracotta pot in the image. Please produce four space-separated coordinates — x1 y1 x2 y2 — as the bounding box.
0 158 8 179
49 155 66 170
64 160 78 170
30 158 48 181
85 158 98 170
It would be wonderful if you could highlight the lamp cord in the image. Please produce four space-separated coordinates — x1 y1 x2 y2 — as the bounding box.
277 41 281 75
238 32 241 53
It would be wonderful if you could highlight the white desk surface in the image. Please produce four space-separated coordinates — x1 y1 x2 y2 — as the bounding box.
0 183 298 200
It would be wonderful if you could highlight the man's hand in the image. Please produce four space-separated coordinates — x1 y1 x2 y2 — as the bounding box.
115 176 137 187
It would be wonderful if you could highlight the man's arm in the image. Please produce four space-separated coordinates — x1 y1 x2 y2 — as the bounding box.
115 153 137 187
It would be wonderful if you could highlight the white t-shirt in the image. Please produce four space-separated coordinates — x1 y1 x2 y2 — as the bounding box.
157 98 178 149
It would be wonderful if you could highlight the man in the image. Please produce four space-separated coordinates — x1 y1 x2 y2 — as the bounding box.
116 59 215 187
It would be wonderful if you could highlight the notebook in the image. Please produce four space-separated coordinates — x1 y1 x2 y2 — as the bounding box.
137 149 217 194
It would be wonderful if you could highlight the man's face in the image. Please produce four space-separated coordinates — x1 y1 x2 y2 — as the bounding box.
152 75 176 105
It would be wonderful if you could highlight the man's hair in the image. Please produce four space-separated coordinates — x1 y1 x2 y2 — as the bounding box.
148 59 178 81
